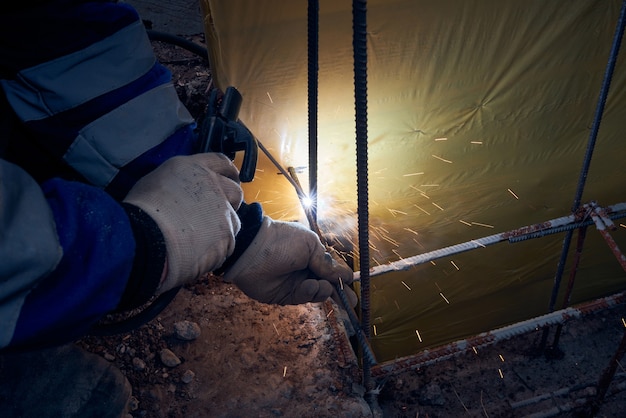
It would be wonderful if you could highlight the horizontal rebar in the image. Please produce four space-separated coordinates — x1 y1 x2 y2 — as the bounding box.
354 202 626 281
371 290 626 377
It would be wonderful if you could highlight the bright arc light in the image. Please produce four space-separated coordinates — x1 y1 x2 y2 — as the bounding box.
301 195 314 208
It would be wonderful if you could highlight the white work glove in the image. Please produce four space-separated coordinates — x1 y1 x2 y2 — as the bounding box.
224 217 357 306
124 153 243 292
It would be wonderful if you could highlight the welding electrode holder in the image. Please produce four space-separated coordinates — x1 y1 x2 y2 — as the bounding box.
196 86 258 183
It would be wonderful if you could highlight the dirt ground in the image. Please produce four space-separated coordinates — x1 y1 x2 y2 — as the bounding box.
78 33 626 418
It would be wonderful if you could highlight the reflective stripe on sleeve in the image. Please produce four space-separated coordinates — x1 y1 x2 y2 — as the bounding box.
0 19 155 122
64 83 194 187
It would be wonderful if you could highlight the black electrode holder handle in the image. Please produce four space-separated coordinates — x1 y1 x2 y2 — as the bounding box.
197 86 258 182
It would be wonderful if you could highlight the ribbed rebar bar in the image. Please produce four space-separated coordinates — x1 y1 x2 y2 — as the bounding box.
352 202 626 280
307 0 319 223
352 0 373 396
543 0 626 353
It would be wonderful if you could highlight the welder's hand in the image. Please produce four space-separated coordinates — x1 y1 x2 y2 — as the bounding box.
124 154 243 292
224 217 357 306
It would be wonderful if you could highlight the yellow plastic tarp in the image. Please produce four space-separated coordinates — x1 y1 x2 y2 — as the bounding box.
201 0 626 362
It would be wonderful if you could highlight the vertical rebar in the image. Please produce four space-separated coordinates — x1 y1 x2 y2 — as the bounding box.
308 0 319 223
352 0 372 394
541 0 626 352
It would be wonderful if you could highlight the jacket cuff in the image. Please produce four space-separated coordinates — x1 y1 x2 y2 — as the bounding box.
216 202 264 275
117 203 166 310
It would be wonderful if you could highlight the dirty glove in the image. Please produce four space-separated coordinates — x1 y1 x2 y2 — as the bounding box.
124 154 243 293
224 217 356 305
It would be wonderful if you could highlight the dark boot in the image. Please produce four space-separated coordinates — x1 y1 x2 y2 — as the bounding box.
0 344 131 418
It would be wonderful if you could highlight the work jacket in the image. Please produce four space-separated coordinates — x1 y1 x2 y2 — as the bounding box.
0 1 260 351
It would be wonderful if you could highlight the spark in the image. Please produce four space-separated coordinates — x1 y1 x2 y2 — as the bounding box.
388 208 408 216
498 368 504 379
266 91 274 103
326 309 334 318
415 329 423 343
620 223 626 229
273 323 280 336
432 202 444 211
471 240 487 248
414 205 431 215
472 346 478 355
439 292 450 304
430 260 436 265
373 325 378 336
420 184 439 187
499 354 505 362
413 238 425 249
622 317 626 328
420 192 430 199
381 234 401 247
403 172 424 177
432 154 453 163
338 277 344 290
401 281 412 291
451 260 460 270
470 141 483 145
507 188 519 199
434 137 448 141
404 227 419 235
472 222 494 228
392 249 402 259
394 300 400 310
459 220 472 226
283 366 287 377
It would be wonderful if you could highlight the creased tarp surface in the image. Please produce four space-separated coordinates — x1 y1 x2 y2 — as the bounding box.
201 0 626 362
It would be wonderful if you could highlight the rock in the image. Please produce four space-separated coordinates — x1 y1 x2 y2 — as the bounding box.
103 352 115 362
181 369 195 384
128 396 140 411
132 357 146 371
174 320 201 341
419 382 445 406
159 349 181 367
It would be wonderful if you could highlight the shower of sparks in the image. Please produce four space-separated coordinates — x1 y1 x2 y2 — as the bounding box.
499 354 505 362
434 137 448 141
439 292 450 304
432 202 444 211
472 346 478 355
472 221 495 228
266 92 274 103
415 205 431 215
373 325 378 336
471 240 487 248
404 227 419 235
283 366 287 377
470 141 483 145
451 260 460 270
403 172 425 177
507 188 520 199
401 281 412 291
460 220 472 226
415 329 423 343
326 309 334 318
498 369 504 379
432 155 453 163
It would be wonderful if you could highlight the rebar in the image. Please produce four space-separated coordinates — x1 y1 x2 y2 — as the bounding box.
307 0 319 223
